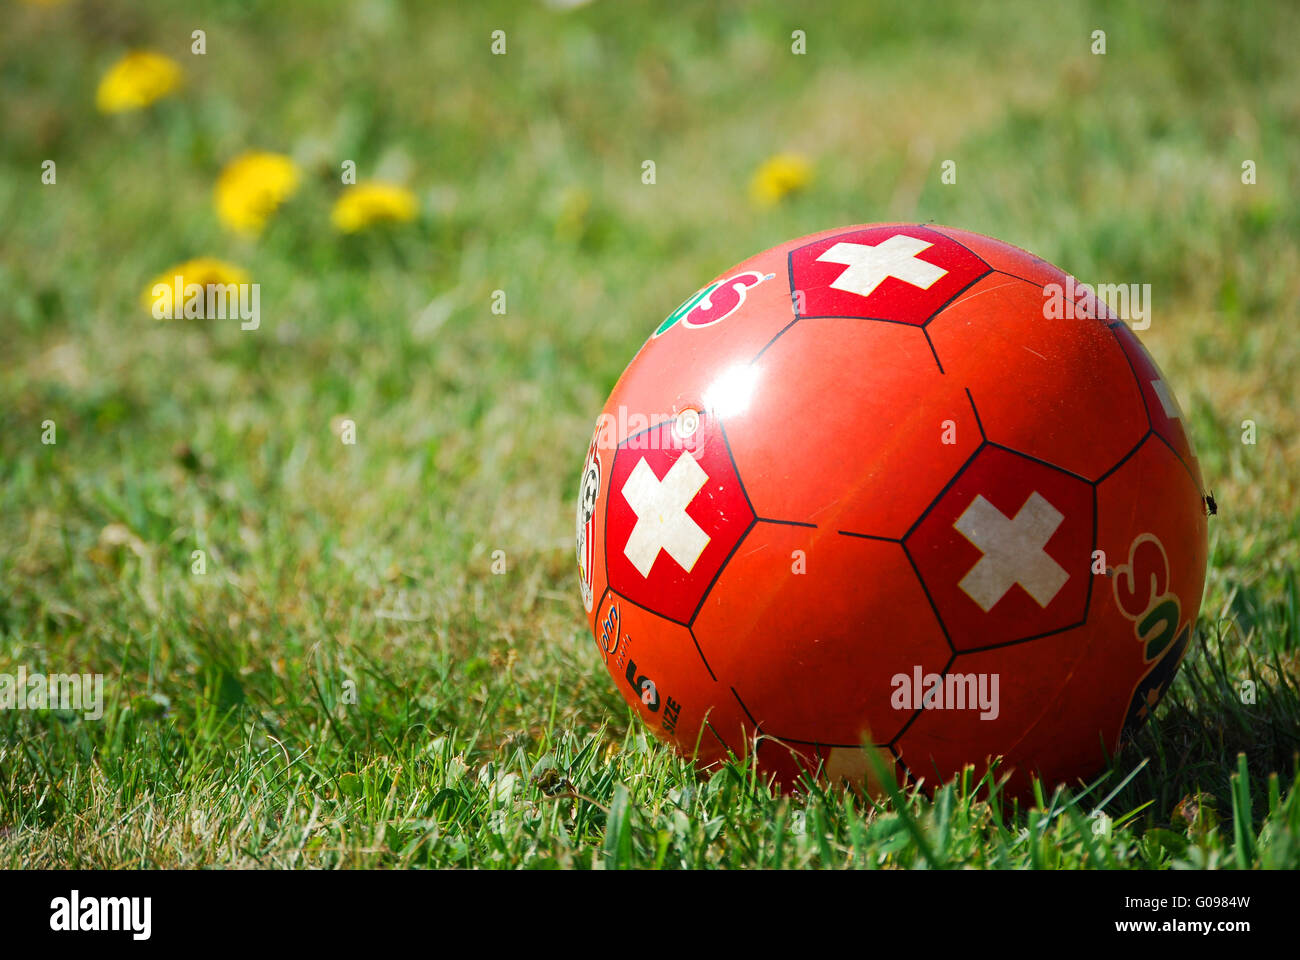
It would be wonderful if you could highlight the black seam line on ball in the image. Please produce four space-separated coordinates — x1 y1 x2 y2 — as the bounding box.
888 649 958 746
607 588 691 630
837 530 901 542
1108 315 1203 490
761 265 994 371
758 314 947 375
785 246 799 316
924 226 990 270
982 441 1092 486
1105 320 1156 435
687 624 717 683
902 539 956 657
687 514 758 630
758 732 894 750
995 269 1053 289
796 313 942 326
955 616 1090 655
1094 429 1152 485
889 707 927 749
776 738 883 750
924 327 945 374
717 419 757 519
965 386 987 442
917 267 1044 378
756 517 817 528
704 720 733 757
752 315 801 363
731 687 760 730
901 439 987 543
731 687 878 750
890 747 911 785
1104 319 1201 492
837 388 986 544
918 267 993 329
1150 425 1205 496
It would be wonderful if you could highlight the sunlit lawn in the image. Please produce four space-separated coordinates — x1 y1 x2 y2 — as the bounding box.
1 0 1298 867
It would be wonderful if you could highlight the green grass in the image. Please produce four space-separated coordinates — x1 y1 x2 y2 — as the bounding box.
2 0 1298 868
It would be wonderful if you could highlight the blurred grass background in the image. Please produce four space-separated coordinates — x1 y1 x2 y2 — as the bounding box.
1 0 1298 867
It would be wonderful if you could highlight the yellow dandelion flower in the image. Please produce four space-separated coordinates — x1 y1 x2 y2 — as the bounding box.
749 153 813 208
331 182 418 233
142 257 249 317
214 152 300 235
96 50 183 114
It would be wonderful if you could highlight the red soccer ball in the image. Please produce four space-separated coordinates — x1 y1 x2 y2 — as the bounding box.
575 223 1209 793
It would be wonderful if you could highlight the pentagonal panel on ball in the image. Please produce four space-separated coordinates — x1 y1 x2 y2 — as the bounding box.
927 274 1148 480
1108 322 1204 490
604 411 755 624
787 224 990 325
905 445 1094 652
692 522 950 746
